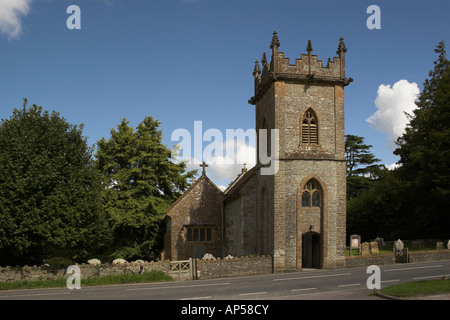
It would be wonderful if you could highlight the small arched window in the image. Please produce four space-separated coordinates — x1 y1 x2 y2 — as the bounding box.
301 108 318 145
301 180 321 208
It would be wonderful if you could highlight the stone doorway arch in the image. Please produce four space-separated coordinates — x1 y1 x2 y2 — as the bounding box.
302 231 321 269
297 175 328 270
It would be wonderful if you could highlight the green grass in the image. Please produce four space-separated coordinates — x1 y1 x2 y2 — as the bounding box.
0 278 68 290
0 271 173 291
378 279 450 298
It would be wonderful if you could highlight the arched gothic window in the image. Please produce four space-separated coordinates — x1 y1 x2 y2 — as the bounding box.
301 108 318 145
301 180 321 208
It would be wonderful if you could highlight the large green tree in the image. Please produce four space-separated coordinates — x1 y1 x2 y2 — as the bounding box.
346 169 408 241
345 134 382 199
348 41 450 241
0 101 111 266
96 116 195 260
394 41 450 238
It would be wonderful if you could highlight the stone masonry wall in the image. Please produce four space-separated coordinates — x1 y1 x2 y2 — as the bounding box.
223 172 258 258
345 250 450 268
2 251 450 283
0 260 171 282
270 81 347 271
0 257 273 282
346 254 395 268
196 256 273 280
164 176 223 261
408 250 450 263
250 33 350 272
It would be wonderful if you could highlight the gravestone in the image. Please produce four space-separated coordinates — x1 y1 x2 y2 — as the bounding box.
394 239 404 251
370 241 379 254
394 239 408 263
447 240 450 250
88 258 101 266
375 237 384 251
112 258 127 265
361 242 370 255
436 241 444 250
202 253 216 260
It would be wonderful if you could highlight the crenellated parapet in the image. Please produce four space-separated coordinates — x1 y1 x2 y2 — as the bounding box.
249 31 353 105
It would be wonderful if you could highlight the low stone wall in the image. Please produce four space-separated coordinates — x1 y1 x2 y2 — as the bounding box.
345 253 395 268
346 249 450 268
0 257 274 283
0 260 171 283
409 250 450 263
2 250 450 283
196 256 273 280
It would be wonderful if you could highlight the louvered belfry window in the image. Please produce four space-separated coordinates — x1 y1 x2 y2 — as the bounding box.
301 109 318 145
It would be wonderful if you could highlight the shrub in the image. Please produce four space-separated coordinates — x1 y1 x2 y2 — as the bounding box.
46 257 74 269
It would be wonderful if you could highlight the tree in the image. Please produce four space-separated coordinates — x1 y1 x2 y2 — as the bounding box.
95 116 195 260
394 41 450 238
0 100 111 266
347 42 450 241
346 168 410 241
345 134 382 199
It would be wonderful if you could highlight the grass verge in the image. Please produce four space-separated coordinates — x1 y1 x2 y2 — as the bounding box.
378 278 450 298
0 271 173 291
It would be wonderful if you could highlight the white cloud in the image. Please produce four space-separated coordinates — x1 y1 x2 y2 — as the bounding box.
217 185 228 191
0 0 32 40
385 163 400 171
366 79 420 149
183 138 256 182
171 125 257 183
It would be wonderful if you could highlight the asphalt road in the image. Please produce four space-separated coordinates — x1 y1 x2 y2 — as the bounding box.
1 260 449 301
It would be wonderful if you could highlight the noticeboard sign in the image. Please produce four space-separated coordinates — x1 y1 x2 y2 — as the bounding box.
350 235 361 256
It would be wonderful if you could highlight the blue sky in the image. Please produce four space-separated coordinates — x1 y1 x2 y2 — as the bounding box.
1 0 449 188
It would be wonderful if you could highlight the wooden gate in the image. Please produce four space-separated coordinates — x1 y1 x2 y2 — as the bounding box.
169 258 196 280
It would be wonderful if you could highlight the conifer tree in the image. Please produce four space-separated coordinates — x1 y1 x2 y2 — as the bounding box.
394 41 450 237
96 116 195 260
345 134 381 199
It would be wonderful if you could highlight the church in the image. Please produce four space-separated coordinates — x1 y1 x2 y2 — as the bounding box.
161 31 352 271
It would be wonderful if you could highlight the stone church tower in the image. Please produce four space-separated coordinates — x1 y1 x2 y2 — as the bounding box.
162 32 351 272
248 32 352 271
